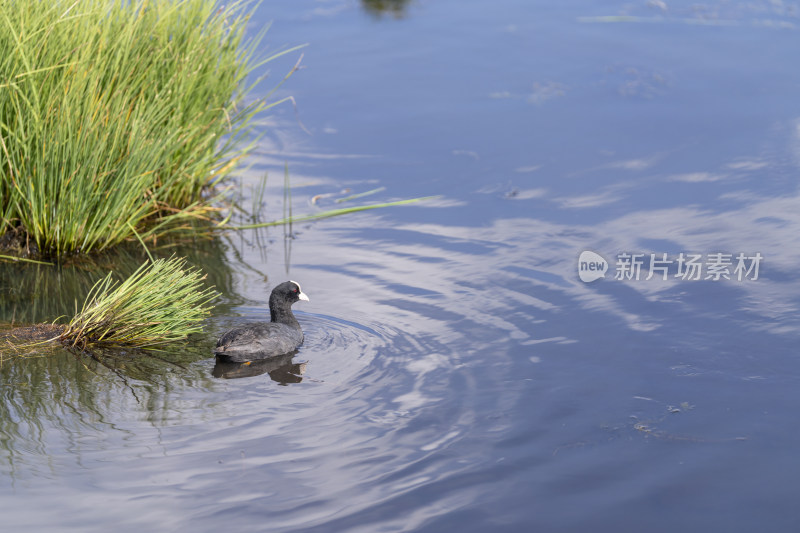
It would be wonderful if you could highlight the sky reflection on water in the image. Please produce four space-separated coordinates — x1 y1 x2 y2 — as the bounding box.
2 0 800 531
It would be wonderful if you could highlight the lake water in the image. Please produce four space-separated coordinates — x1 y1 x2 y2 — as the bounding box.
3 1 800 531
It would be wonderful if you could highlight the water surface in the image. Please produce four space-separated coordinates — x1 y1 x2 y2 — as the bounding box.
2 1 800 531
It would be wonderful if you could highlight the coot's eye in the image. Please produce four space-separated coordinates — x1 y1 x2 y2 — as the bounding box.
292 288 298 293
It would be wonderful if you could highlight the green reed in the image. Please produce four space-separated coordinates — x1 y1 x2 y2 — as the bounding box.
0 0 298 258
59 256 218 349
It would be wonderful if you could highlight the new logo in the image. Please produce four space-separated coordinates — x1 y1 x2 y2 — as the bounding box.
578 251 608 282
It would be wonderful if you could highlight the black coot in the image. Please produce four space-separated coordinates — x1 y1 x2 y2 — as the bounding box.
215 280 309 362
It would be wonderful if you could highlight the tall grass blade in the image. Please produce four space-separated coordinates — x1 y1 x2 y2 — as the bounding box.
224 196 440 231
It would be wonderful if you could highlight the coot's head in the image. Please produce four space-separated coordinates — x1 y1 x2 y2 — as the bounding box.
271 280 310 305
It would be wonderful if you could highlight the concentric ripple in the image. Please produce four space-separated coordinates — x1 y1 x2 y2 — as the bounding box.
209 307 392 385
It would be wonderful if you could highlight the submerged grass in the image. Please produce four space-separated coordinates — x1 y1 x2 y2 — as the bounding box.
0 0 298 258
222 195 440 231
218 164 439 231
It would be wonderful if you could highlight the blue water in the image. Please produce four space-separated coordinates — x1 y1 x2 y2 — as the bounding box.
3 1 800 531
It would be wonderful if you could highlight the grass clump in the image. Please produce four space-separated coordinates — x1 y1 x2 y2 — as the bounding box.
59 256 218 349
0 0 290 258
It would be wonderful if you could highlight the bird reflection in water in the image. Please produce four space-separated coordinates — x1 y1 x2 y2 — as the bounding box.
212 351 307 384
